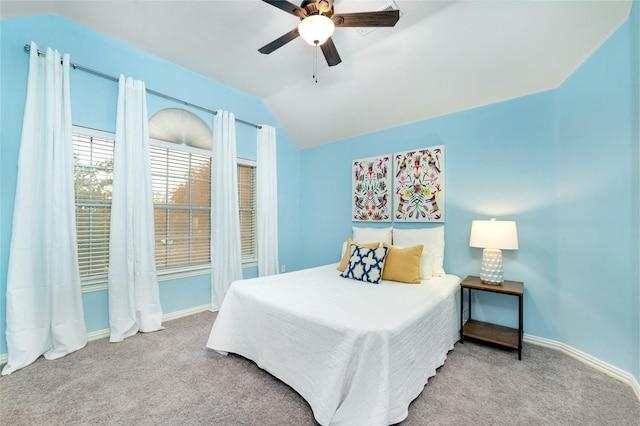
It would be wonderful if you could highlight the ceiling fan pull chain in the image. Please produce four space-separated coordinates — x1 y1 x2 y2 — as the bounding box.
313 42 318 83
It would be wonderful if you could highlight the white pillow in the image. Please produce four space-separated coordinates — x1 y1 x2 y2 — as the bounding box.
419 248 434 280
352 226 393 245
392 226 445 277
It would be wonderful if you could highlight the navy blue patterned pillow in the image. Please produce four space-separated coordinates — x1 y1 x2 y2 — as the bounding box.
340 245 389 284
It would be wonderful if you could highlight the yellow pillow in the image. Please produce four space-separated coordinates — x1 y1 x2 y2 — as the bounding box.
337 238 380 272
381 244 424 284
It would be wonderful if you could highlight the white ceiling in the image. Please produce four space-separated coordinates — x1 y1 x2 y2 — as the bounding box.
1 0 632 149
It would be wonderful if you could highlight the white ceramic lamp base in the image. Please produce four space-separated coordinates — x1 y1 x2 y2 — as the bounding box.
480 248 504 285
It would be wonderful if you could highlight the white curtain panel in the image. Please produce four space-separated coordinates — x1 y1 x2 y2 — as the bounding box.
108 76 163 343
210 110 243 310
256 125 279 276
2 42 87 375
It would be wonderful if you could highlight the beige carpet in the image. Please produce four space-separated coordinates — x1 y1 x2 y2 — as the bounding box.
1 311 638 425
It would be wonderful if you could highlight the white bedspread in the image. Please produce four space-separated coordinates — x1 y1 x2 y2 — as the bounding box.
206 264 461 426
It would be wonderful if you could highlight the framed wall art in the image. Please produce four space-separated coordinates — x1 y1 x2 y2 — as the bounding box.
393 146 445 222
351 155 392 222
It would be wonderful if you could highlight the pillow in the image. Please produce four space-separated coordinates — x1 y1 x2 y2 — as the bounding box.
337 238 380 272
419 248 434 280
392 226 445 277
381 244 423 284
352 226 393 245
340 245 389 284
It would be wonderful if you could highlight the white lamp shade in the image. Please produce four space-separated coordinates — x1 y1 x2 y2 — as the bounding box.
298 15 335 46
469 219 519 250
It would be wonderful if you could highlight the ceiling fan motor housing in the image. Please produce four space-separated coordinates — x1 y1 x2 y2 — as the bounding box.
300 0 334 18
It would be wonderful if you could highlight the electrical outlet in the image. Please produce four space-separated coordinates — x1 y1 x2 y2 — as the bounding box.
281 264 286 273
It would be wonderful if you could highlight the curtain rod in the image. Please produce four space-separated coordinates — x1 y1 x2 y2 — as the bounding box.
23 44 261 129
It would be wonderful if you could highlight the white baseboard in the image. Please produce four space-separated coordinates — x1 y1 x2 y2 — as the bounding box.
87 304 211 343
87 328 111 342
0 304 212 365
161 304 211 322
524 334 640 402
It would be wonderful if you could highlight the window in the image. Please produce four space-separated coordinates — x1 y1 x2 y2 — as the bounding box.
73 130 114 281
150 145 211 271
238 161 257 264
72 125 258 284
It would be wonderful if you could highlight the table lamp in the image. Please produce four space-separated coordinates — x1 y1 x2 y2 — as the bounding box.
469 218 518 284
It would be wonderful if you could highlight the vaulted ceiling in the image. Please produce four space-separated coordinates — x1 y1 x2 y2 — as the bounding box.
1 1 632 149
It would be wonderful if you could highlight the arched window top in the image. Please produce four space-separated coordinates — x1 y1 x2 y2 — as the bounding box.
149 108 212 150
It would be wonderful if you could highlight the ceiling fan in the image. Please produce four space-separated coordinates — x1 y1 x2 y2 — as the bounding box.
258 0 400 67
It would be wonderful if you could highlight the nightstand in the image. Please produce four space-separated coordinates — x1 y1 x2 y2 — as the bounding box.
459 275 524 360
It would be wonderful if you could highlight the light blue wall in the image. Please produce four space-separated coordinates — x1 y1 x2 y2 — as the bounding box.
555 4 638 378
299 9 639 382
0 15 302 355
634 0 640 386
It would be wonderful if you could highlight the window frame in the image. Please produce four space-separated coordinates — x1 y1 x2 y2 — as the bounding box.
72 126 115 292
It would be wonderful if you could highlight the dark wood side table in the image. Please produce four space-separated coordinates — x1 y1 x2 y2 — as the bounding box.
460 275 524 360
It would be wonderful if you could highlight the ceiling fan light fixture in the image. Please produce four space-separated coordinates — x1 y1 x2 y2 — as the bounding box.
298 14 335 46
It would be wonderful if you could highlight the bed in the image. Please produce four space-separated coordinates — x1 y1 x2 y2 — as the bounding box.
206 258 461 426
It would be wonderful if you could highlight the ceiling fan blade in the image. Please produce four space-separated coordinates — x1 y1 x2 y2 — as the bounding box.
320 37 342 67
332 10 400 27
259 28 300 54
261 0 307 19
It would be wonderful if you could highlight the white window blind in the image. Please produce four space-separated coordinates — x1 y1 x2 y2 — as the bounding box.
238 161 257 263
150 145 211 270
73 132 113 280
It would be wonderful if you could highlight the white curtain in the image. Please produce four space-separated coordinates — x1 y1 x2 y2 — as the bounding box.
256 125 279 276
108 75 163 342
210 110 243 310
2 42 87 375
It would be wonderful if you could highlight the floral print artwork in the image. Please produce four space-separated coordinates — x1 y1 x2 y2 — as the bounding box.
352 155 391 222
393 146 445 222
